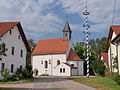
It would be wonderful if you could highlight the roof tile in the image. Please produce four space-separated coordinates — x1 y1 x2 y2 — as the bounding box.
32 38 70 55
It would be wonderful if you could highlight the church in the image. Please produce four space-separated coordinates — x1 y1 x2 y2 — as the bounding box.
32 22 83 76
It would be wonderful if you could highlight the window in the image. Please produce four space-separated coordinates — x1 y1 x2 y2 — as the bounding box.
0 37 2 41
20 65 22 69
60 68 62 73
11 47 14 55
18 35 20 40
65 33 67 36
20 50 23 57
63 68 65 73
10 30 12 35
71 64 74 67
1 63 5 72
45 61 48 68
41 61 43 64
57 60 60 65
11 64 14 73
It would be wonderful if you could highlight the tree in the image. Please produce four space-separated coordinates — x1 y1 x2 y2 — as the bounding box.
27 39 36 64
28 39 36 51
91 60 106 76
74 42 106 76
74 43 85 59
0 43 7 60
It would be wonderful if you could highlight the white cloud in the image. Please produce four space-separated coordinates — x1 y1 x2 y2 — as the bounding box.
0 0 120 41
60 0 120 32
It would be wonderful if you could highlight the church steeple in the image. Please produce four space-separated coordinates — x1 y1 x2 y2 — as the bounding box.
63 22 72 40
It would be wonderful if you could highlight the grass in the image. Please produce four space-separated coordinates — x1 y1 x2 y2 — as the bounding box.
0 78 34 84
68 76 120 90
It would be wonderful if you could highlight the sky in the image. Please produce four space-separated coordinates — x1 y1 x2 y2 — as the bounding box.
0 0 120 44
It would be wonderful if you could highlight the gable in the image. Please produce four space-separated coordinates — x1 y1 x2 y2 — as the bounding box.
0 22 30 52
107 26 120 50
67 49 82 61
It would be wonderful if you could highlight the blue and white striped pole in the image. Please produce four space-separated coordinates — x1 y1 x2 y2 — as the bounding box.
83 3 90 78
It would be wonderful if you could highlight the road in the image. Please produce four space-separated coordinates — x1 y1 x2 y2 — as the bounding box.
0 76 96 90
32 76 96 90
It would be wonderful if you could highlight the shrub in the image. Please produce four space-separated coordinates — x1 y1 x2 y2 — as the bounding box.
9 74 19 81
1 69 10 81
15 68 23 79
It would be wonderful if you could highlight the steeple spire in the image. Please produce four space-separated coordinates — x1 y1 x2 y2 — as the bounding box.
63 22 72 40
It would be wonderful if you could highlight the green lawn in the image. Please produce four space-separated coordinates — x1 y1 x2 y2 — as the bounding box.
68 76 120 90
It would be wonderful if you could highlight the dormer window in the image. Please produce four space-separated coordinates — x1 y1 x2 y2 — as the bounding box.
10 30 12 35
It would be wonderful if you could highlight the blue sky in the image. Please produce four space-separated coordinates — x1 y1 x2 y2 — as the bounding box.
0 0 120 44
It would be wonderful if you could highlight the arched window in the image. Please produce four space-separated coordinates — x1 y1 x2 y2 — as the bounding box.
57 60 60 65
45 61 48 68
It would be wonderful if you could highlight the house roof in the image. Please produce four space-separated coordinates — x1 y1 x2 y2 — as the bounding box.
0 22 31 52
101 52 108 66
67 49 82 61
32 38 70 55
111 33 120 44
107 26 120 50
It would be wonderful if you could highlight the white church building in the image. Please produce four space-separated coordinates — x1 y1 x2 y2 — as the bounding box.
32 22 83 76
0 22 30 79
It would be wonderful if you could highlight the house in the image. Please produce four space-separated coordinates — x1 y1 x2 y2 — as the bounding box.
111 33 120 74
32 22 83 76
100 52 108 67
0 22 30 79
107 26 120 73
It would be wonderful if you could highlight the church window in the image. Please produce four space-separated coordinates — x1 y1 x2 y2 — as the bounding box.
65 33 67 36
41 61 43 64
63 68 65 73
60 68 62 73
57 60 60 65
71 64 74 67
45 61 48 68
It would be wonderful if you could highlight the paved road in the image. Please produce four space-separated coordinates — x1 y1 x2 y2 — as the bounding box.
0 76 96 90
32 76 96 90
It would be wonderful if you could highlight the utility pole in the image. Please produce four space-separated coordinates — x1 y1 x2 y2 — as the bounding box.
83 1 90 78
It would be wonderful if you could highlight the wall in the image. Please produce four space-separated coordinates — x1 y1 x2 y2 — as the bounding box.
117 42 120 74
108 32 118 72
0 26 27 79
67 61 83 75
32 54 66 76
54 63 71 76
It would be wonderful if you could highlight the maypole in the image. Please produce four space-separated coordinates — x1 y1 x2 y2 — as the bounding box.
83 1 90 78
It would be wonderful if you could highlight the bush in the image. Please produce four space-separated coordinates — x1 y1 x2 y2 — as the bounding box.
15 68 23 79
9 74 19 81
1 69 10 81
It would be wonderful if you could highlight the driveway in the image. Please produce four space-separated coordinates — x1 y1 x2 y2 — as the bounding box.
0 76 96 90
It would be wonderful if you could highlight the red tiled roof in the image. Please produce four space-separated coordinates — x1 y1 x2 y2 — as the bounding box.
0 22 19 36
101 52 108 66
67 49 82 61
107 26 120 50
111 26 120 35
32 38 70 55
0 22 31 52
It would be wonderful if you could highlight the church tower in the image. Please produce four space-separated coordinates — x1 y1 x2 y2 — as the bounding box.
63 22 72 40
